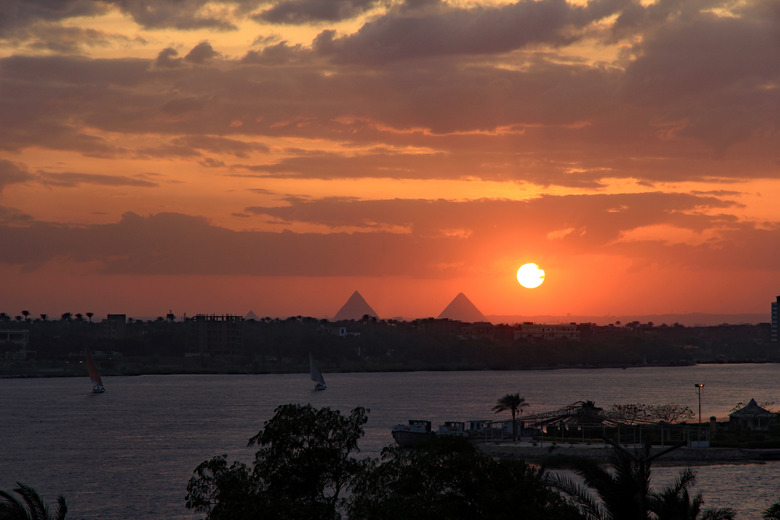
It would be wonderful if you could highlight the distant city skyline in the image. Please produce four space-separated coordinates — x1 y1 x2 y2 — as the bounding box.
1 1 778 320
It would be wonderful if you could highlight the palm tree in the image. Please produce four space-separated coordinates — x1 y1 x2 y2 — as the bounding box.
648 468 735 520
764 499 780 520
492 393 528 442
86 312 94 323
548 447 650 520
548 445 734 520
21 310 30 322
40 314 48 322
0 482 67 520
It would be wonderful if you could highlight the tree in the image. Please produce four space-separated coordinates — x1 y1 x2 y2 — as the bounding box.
548 446 733 520
86 312 94 323
765 499 780 520
0 483 67 520
647 404 695 423
648 468 735 520
21 310 30 322
40 314 48 322
493 393 529 441
611 404 649 425
348 435 583 520
548 448 651 520
186 404 368 520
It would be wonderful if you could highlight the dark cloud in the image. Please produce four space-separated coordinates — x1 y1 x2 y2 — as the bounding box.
0 0 106 38
0 191 775 277
172 135 269 157
0 160 32 192
36 171 159 188
109 0 239 30
185 41 219 63
254 0 384 24
314 0 620 64
155 47 183 68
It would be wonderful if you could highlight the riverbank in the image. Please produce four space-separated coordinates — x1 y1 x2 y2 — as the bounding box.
477 441 780 465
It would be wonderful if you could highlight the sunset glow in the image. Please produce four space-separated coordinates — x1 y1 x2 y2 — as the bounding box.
1 0 778 322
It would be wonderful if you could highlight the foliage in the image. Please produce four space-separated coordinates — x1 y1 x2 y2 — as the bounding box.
492 393 529 441
646 404 695 423
547 448 735 520
547 448 650 520
764 499 780 520
186 404 368 520
612 404 649 425
348 435 583 520
648 468 735 520
0 483 67 520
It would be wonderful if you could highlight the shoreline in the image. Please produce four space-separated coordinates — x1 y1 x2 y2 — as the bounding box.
477 442 780 466
3 359 778 379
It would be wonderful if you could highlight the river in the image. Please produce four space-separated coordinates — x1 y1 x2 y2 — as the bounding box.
1 364 779 519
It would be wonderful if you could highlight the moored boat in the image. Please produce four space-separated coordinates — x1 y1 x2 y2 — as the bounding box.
391 420 433 447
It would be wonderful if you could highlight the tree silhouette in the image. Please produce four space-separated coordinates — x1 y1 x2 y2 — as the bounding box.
86 312 94 323
493 393 529 442
0 483 67 520
21 310 30 322
648 468 735 520
187 404 368 520
548 443 733 520
765 499 780 520
40 314 48 321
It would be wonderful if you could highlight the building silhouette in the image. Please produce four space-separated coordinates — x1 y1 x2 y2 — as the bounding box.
772 296 779 343
193 314 244 357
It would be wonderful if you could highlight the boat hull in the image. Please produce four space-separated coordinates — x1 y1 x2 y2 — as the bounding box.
391 429 434 448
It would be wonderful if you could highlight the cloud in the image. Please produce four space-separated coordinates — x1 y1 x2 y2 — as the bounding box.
0 159 33 192
254 0 385 24
36 171 159 188
313 0 618 64
109 0 239 30
0 0 106 38
185 41 220 64
0 189 775 278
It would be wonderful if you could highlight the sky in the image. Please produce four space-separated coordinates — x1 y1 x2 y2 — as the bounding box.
0 0 779 322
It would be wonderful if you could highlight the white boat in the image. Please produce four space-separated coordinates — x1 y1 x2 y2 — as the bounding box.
309 353 326 391
85 348 105 393
391 420 433 447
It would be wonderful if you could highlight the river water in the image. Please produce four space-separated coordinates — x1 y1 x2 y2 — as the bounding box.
1 364 779 519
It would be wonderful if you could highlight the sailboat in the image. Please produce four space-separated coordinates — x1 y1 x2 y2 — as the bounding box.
309 353 326 391
85 348 105 393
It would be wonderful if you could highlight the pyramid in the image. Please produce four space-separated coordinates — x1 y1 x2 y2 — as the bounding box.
437 293 486 323
245 310 260 321
334 291 379 321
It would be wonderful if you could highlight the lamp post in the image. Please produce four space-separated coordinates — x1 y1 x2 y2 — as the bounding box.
694 383 704 443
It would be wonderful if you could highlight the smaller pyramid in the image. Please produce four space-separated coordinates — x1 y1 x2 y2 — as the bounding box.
437 293 486 323
245 310 260 321
334 291 378 321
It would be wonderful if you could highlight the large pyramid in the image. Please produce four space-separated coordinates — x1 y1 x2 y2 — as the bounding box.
333 291 379 321
437 293 486 323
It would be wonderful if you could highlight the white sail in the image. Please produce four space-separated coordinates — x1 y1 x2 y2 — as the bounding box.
309 354 326 390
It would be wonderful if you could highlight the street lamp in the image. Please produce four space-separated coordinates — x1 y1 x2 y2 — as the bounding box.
694 384 704 443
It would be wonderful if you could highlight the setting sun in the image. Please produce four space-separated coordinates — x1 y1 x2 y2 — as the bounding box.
517 263 545 289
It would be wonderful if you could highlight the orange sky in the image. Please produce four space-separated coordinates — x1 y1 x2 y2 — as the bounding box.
1 0 779 322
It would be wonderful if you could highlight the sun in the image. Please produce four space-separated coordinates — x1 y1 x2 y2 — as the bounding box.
517 263 545 289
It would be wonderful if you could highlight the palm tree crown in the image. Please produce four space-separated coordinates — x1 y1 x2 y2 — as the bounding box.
0 483 67 520
493 393 529 441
